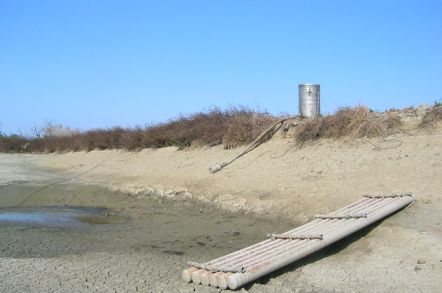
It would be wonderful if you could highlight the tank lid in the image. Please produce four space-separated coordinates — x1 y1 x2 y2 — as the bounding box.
299 83 320 87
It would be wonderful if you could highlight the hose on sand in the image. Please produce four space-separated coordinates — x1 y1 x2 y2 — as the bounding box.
209 116 296 174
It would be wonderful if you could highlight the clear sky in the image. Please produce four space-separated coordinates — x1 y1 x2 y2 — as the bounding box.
1 0 441 134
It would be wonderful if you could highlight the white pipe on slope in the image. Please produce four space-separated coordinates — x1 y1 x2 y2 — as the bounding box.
227 195 414 289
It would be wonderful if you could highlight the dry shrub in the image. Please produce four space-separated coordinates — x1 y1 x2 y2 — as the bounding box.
419 105 442 128
294 117 326 143
121 128 144 151
0 106 407 153
0 135 29 153
0 107 274 153
138 107 274 150
296 106 402 145
42 123 77 137
141 108 230 149
383 111 403 130
222 111 276 149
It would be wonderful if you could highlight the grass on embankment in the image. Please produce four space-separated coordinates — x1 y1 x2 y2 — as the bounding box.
1 104 440 153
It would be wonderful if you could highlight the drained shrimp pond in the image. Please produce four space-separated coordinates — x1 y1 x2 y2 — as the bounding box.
0 156 292 292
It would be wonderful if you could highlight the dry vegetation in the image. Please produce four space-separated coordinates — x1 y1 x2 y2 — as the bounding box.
1 105 440 153
295 106 403 145
0 108 276 153
419 104 442 128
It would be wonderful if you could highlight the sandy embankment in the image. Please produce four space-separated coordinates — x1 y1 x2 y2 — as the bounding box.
32 129 442 222
4 125 442 292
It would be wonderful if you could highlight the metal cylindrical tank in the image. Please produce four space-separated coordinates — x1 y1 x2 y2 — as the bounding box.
299 84 320 118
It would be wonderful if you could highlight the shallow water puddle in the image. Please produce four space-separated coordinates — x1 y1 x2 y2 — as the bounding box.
0 206 126 228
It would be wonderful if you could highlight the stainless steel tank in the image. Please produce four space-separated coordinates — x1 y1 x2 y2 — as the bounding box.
299 84 320 118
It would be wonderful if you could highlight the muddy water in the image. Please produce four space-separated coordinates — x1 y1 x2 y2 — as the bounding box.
0 206 127 227
0 178 293 292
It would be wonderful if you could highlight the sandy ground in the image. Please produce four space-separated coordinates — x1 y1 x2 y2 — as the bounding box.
1 125 441 292
0 163 288 293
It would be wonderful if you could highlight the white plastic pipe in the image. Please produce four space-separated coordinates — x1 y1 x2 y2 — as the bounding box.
182 267 199 283
187 198 382 287
209 272 222 287
191 269 204 284
232 198 397 270
183 196 411 289
225 198 397 279
213 197 371 266
217 273 230 289
206 197 384 270
186 197 382 287
199 271 211 286
226 195 414 289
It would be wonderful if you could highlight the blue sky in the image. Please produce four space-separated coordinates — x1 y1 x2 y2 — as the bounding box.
1 0 441 134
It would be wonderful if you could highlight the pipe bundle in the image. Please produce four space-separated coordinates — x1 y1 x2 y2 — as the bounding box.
183 193 414 290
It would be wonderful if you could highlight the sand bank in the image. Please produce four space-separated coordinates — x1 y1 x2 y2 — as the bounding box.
28 130 442 222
